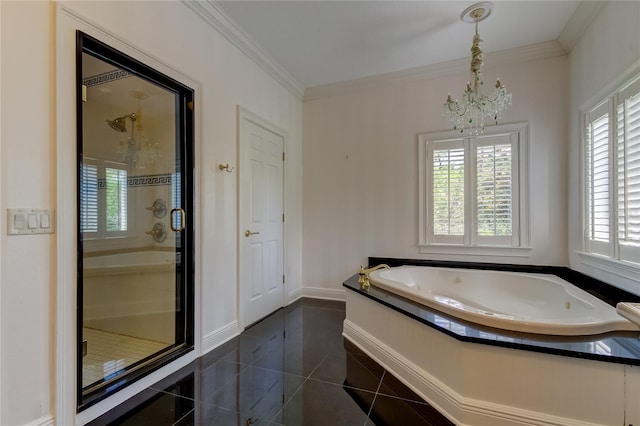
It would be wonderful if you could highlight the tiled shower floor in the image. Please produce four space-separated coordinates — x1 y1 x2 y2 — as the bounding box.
87 299 451 425
83 327 169 388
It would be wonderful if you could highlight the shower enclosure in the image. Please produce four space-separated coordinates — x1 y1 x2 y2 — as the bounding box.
76 32 194 409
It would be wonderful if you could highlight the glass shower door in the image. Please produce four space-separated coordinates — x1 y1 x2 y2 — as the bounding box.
77 32 194 408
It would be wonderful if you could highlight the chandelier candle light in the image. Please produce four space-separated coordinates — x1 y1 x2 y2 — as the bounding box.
443 2 511 134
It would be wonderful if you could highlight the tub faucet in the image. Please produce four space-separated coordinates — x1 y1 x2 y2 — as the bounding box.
358 264 390 291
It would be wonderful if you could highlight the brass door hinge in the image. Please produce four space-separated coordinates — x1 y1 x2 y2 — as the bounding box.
282 275 285 284
282 213 285 222
282 152 285 161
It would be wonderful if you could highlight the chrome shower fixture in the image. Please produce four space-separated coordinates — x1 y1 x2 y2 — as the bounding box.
106 113 136 133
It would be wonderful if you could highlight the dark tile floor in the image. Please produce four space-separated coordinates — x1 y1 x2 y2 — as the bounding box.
88 298 452 426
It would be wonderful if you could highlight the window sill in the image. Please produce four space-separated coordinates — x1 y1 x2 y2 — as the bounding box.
418 244 532 257
576 251 640 283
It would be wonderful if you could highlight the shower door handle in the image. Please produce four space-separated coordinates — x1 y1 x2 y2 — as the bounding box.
170 208 185 233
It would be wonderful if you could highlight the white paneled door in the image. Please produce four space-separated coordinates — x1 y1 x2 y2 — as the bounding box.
239 111 285 327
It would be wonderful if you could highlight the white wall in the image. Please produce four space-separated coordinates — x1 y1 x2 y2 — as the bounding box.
0 1 302 425
302 53 569 292
567 1 640 295
1 2 56 424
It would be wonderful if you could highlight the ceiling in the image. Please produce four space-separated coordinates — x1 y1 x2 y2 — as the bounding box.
214 1 582 89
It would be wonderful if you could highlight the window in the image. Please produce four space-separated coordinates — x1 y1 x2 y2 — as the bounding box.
431 141 465 243
105 166 128 232
80 157 128 239
80 159 99 235
419 122 529 255
171 170 182 232
583 75 640 266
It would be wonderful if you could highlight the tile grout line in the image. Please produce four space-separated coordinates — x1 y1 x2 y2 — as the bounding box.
364 369 386 424
147 387 198 402
269 371 314 424
90 299 352 425
171 407 196 426
269 354 327 424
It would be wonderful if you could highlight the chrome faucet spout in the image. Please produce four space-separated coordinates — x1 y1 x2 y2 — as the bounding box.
357 264 390 291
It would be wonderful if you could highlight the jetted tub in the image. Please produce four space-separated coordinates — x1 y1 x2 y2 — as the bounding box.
82 250 178 343
368 266 639 336
83 250 176 276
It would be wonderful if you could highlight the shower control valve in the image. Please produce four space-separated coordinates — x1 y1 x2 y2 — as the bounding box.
146 222 167 242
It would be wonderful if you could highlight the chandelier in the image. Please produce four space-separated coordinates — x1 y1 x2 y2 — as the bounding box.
106 91 160 170
443 2 511 134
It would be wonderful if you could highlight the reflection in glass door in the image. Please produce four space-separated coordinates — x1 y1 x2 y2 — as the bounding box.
77 32 194 409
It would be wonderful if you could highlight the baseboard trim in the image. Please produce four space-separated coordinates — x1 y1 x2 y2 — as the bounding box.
343 320 606 426
287 287 302 304
25 415 55 426
202 320 240 355
301 286 346 301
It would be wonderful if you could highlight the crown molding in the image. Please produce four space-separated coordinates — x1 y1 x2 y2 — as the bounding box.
182 0 305 100
303 40 567 102
558 1 606 53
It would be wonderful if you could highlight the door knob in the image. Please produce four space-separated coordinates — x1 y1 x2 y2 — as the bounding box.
245 230 260 237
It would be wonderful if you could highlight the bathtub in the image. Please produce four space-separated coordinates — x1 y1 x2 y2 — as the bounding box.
82 250 178 343
368 265 639 335
83 250 176 276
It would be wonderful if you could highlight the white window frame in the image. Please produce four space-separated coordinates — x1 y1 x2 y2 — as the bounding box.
418 122 530 257
580 73 640 271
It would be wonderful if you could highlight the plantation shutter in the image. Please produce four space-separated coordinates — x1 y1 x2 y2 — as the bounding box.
171 171 182 232
430 140 465 243
586 102 611 255
80 158 98 236
476 137 513 241
616 79 640 263
105 165 128 233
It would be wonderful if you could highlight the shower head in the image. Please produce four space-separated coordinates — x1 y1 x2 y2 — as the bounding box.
106 113 136 133
106 117 127 132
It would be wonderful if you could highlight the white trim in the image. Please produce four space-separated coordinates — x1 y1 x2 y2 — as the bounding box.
578 64 640 291
24 415 55 426
557 1 606 53
343 321 458 425
418 122 530 256
344 321 606 426
287 287 303 305
418 244 532 257
576 251 640 284
56 8 80 425
578 59 640 114
0 2 3 422
76 354 194 425
344 292 629 426
301 286 346 301
56 6 203 424
201 321 240 356
304 41 566 102
181 1 304 100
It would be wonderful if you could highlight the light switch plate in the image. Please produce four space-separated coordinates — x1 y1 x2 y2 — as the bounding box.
7 208 55 235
